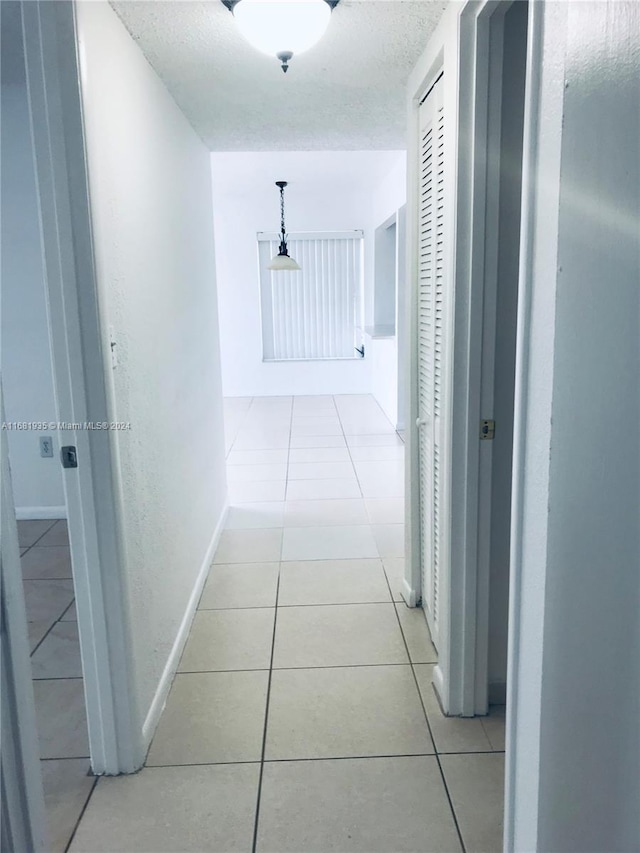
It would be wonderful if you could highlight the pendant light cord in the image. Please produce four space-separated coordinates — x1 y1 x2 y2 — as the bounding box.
280 184 287 248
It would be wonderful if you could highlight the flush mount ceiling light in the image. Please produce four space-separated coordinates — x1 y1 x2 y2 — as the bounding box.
268 181 301 271
221 0 340 72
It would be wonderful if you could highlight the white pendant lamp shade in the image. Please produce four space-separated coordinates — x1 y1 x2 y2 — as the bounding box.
233 0 331 60
268 253 301 271
269 181 300 271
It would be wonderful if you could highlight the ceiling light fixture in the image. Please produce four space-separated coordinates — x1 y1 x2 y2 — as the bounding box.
222 0 340 72
268 181 301 271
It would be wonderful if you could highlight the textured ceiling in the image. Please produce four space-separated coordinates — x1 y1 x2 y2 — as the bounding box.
111 0 448 151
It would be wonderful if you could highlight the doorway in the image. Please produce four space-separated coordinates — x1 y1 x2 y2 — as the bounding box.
407 0 530 717
2 1 143 847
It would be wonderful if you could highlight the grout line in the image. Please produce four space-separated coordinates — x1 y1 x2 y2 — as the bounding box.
30 597 76 658
43 754 90 762
64 774 99 853
32 675 83 681
251 569 281 853
385 572 467 853
134 748 505 771
333 395 366 503
198 600 396 611
177 662 416 675
17 517 59 553
147 752 446 770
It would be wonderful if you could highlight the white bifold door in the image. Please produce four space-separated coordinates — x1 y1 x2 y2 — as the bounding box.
417 75 447 651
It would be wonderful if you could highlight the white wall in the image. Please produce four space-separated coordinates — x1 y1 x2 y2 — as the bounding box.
536 1 640 848
0 81 65 518
367 154 407 426
211 150 404 398
75 2 227 743
509 2 640 850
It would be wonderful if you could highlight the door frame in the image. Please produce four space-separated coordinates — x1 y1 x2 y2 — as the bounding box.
404 0 540 718
20 0 143 775
1 392 48 852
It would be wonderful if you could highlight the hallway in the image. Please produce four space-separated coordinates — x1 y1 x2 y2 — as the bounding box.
68 395 504 852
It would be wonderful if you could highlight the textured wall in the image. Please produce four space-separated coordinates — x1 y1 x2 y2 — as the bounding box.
75 2 227 729
0 80 65 516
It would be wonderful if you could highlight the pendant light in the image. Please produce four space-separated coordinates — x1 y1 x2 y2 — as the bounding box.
222 0 339 72
268 181 300 271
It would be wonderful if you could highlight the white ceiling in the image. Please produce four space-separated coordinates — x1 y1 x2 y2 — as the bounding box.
111 0 448 151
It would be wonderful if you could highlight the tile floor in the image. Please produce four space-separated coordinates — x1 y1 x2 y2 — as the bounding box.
68 395 505 852
18 517 95 853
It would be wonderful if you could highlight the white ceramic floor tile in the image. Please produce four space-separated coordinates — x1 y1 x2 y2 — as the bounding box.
214 529 283 563
286 478 361 501
18 519 58 548
290 423 343 437
226 449 288 466
200 562 279 610
349 445 405 462
227 463 288 483
365 498 405 525
36 520 69 547
179 609 275 672
481 706 507 751
147 671 268 766
291 415 341 427
232 432 289 451
69 764 259 853
354 460 404 479
257 757 462 853
415 665 494 753
357 470 404 498
283 499 368 528
371 524 405 558
229 480 286 504
42 759 95 853
292 407 337 418
273 604 408 668
289 434 347 449
31 623 82 679
29 621 53 652
21 546 72 580
341 423 396 437
382 558 406 602
23 580 75 624
287 461 355 480
439 753 505 853
395 603 438 663
61 601 77 622
346 434 404 447
288 447 351 463
225 502 285 530
278 559 391 606
265 666 434 760
282 525 378 561
34 679 89 759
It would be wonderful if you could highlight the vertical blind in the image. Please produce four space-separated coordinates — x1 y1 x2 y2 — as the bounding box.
258 231 363 361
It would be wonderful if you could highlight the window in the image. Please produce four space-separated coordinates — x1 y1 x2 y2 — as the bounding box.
258 231 364 361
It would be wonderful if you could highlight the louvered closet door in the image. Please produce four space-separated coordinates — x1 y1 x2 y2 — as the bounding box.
417 75 445 649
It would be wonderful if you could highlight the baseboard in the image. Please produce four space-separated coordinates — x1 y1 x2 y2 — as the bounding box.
432 663 446 710
401 577 418 608
141 503 229 749
15 506 67 521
